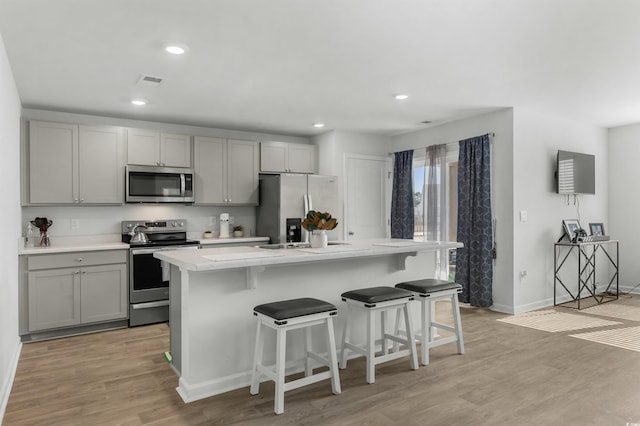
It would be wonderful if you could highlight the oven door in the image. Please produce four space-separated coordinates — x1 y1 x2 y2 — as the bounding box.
129 245 198 303
129 245 198 326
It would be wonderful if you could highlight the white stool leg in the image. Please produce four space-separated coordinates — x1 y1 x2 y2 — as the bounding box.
429 299 437 341
305 326 313 376
451 293 465 354
403 302 419 370
392 307 402 352
250 319 263 394
274 327 287 415
381 310 388 355
420 297 429 365
339 304 351 369
366 308 376 384
325 316 341 394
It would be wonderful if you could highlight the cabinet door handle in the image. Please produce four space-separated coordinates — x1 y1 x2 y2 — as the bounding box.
74 198 79 203
76 258 83 262
80 198 84 203
348 231 355 236
74 271 80 274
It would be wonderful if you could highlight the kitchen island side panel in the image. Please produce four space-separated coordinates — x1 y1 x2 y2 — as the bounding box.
172 250 439 403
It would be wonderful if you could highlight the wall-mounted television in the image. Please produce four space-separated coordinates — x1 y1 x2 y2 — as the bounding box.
556 150 595 195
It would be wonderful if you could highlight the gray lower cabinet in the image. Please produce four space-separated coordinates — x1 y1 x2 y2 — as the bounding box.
24 250 127 333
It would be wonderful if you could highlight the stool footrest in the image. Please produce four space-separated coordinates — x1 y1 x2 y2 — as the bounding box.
428 335 459 348
285 370 335 393
374 349 414 366
431 321 456 334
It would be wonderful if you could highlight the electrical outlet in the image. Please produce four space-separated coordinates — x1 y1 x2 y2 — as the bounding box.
71 219 79 230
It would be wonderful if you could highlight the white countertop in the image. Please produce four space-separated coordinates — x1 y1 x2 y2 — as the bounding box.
18 235 271 255
18 235 129 255
154 239 462 272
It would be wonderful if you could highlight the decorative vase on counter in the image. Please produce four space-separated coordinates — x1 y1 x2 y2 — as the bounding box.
311 230 328 248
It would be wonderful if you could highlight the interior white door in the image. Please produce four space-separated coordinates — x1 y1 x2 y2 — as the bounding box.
345 155 390 240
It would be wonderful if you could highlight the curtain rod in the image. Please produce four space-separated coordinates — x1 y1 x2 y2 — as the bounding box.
389 132 495 156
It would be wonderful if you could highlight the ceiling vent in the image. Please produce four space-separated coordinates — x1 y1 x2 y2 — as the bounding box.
138 75 164 87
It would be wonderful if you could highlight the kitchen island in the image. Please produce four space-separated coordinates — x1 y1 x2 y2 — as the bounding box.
155 239 462 403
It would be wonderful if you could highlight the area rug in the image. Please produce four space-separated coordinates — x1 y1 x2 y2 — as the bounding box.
497 310 622 332
580 303 640 322
570 326 640 353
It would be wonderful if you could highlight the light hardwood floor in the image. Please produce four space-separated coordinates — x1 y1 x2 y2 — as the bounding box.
5 296 640 425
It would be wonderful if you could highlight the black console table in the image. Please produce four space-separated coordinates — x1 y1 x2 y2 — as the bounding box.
554 240 619 309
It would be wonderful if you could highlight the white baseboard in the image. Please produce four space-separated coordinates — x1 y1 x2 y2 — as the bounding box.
0 338 22 424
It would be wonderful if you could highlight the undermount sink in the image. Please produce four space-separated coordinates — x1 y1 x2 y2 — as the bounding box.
256 241 350 250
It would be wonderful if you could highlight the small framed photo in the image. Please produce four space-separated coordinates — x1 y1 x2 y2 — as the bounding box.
589 222 605 237
563 219 582 241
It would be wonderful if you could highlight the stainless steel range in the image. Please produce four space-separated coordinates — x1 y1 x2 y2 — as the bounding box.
122 219 199 327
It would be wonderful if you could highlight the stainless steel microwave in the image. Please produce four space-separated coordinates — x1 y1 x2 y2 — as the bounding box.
126 165 194 203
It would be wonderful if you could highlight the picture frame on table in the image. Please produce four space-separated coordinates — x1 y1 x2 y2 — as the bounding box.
562 219 582 242
589 222 605 237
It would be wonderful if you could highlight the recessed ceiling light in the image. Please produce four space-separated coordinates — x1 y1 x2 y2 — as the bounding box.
394 94 409 100
164 44 188 55
313 123 325 128
131 99 147 106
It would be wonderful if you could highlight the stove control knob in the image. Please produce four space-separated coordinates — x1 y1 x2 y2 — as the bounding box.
179 221 184 227
172 221 178 227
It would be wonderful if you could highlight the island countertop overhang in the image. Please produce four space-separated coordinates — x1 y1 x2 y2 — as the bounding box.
154 239 463 272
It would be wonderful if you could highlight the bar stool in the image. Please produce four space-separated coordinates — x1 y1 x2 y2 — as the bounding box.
395 279 464 365
250 297 341 415
339 286 418 384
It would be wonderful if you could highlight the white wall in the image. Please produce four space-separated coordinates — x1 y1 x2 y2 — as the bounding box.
313 130 391 239
512 108 608 312
391 109 515 312
0 32 22 422
608 123 640 292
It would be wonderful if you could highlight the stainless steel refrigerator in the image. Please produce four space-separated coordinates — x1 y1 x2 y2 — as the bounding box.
257 174 339 244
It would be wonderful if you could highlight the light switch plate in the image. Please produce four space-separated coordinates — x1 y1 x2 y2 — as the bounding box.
519 210 528 222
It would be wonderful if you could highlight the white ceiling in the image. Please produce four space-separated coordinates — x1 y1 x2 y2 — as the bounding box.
1 0 640 137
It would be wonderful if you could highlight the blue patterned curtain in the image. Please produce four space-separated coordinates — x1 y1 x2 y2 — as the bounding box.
456 134 493 307
391 150 414 239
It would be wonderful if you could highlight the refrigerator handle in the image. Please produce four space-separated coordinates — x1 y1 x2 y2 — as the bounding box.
303 194 310 243
307 194 313 212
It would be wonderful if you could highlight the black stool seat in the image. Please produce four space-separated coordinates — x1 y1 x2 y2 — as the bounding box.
254 298 337 320
396 279 462 295
341 286 414 304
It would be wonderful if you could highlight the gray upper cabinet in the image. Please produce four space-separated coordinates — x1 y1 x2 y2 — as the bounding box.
27 121 124 205
78 126 125 204
260 141 316 174
127 128 191 167
194 136 258 205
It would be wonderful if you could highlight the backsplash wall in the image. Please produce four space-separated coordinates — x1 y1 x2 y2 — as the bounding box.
22 205 258 239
